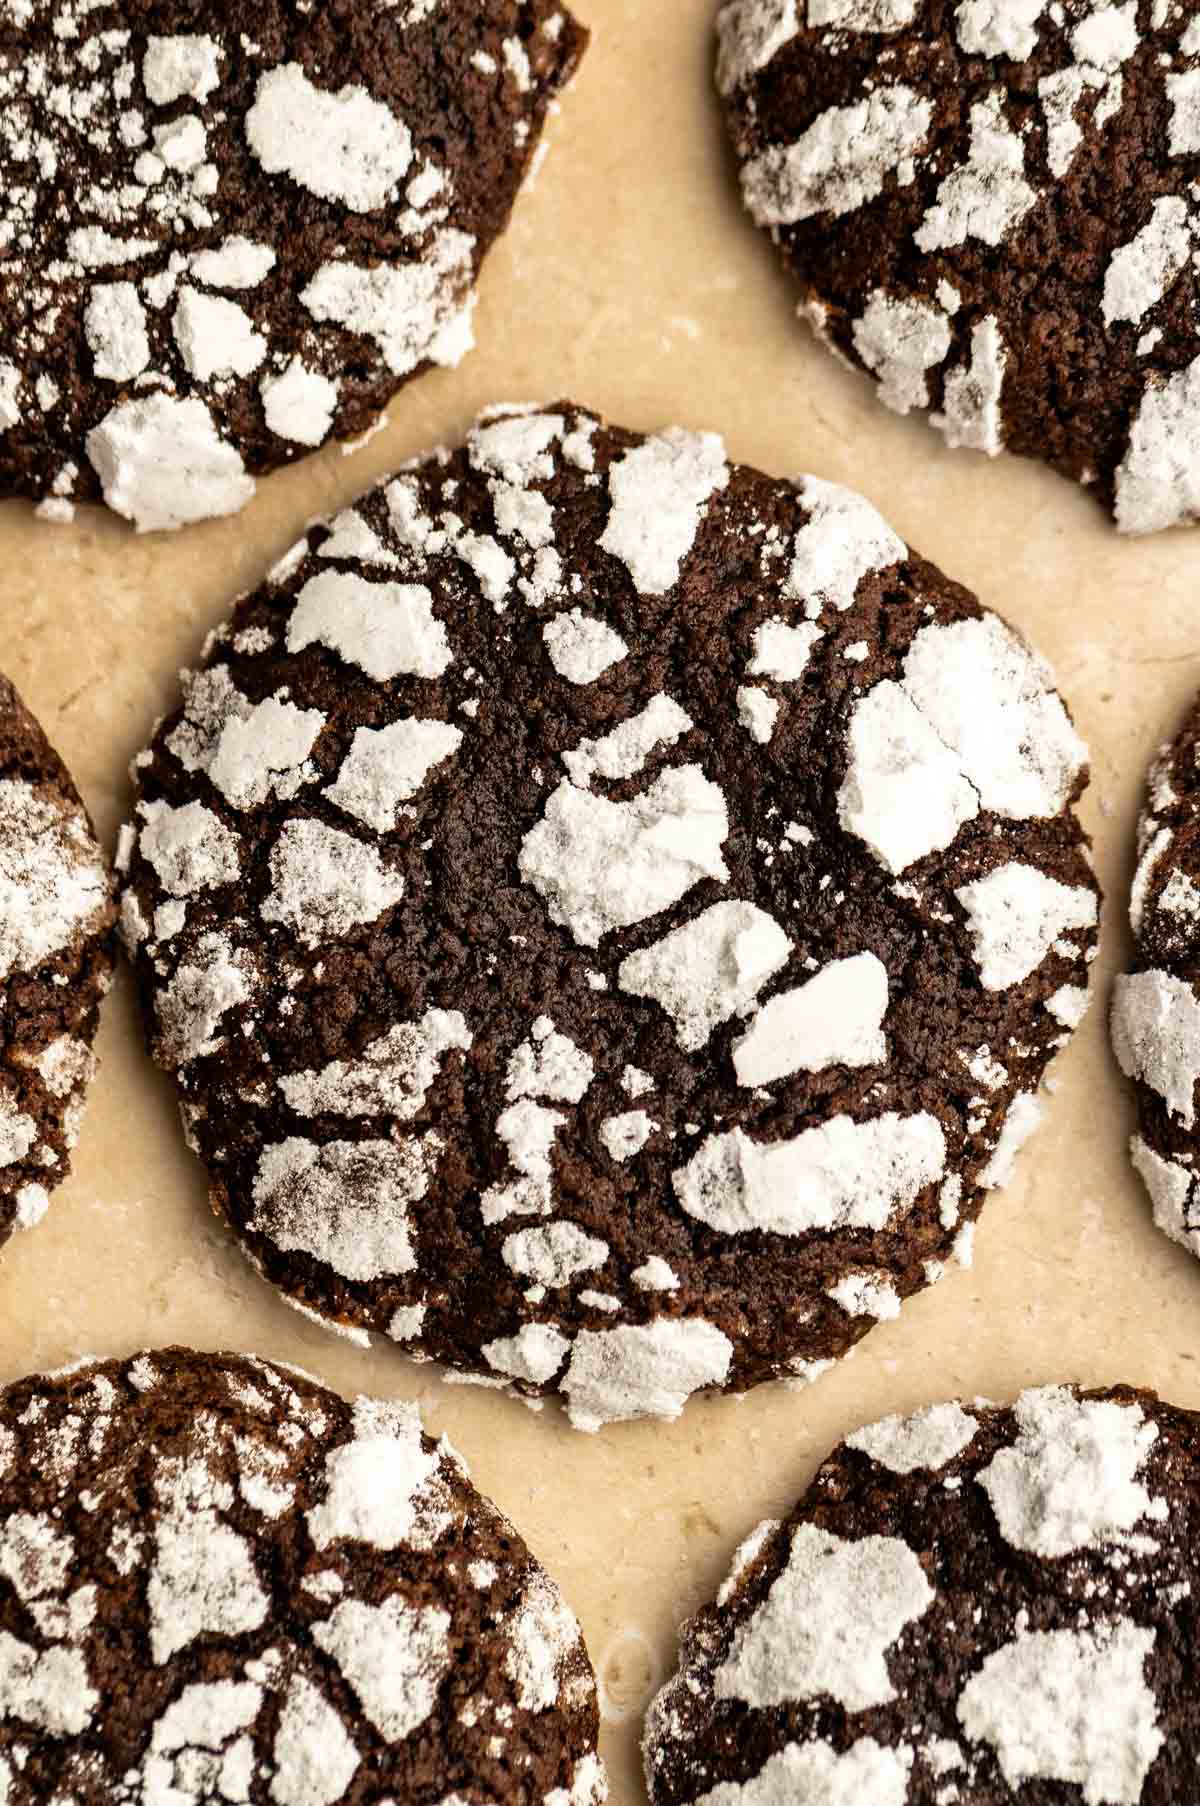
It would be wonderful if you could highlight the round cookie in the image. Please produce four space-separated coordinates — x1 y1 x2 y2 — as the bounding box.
0 1347 606 1806
0 1 587 531
645 1383 1199 1805
0 674 115 1247
1111 697 1200 1257
118 403 1099 1430
715 0 1200 534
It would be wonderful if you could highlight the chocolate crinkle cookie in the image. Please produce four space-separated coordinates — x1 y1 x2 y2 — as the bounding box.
1112 695 1200 1259
118 403 1099 1431
645 1383 1200 1805
0 674 115 1248
0 1348 606 1806
0 0 587 531
715 0 1200 534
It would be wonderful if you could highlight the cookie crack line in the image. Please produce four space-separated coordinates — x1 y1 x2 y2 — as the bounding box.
119 400 1099 1431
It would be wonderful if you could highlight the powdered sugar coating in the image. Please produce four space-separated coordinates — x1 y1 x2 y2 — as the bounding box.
0 679 116 1249
646 1383 1189 1806
121 405 1096 1418
0 1351 604 1803
718 1 1200 531
0 0 586 526
1114 695 1200 1267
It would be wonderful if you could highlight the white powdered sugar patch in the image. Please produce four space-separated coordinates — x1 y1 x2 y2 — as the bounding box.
520 765 729 948
732 952 889 1084
85 282 151 382
505 1570 582 1712
693 1739 912 1806
954 863 1098 990
307 1395 449 1552
326 717 464 831
261 361 340 448
563 695 692 787
174 289 267 382
980 1091 1044 1190
543 611 629 685
250 1136 436 1281
915 92 1036 252
827 1271 902 1319
956 1621 1162 1804
978 1385 1166 1557
0 1631 98 1735
190 237 277 289
271 1672 361 1806
137 800 240 897
261 821 405 947
852 292 953 416
502 1221 609 1286
617 901 791 1051
788 476 906 614
1167 67 1200 155
1131 1136 1198 1253
1047 983 1091 1029
1115 354 1200 535
300 231 477 378
143 35 224 105
674 1112 945 1236
933 316 1008 456
562 1319 733 1431
846 1402 979 1473
287 572 453 681
0 779 110 981
715 0 800 95
483 1323 571 1384
86 395 255 533
840 613 1086 874
742 87 932 227
748 617 824 680
599 429 729 595
147 1458 268 1663
0 1095 37 1169
246 64 413 212
955 0 1047 58
312 1596 451 1740
1103 197 1195 327
599 1111 655 1162
736 686 780 746
716 1522 934 1710
154 932 252 1066
279 1010 471 1122
1112 968 1200 1127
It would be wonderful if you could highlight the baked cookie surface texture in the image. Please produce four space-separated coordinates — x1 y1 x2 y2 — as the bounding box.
0 674 115 1249
1113 695 1200 1260
0 1348 605 1806
0 0 587 529
716 0 1200 533
119 404 1099 1429
646 1384 1198 1805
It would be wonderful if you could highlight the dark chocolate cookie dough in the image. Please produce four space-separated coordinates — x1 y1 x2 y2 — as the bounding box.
0 0 586 530
119 403 1099 1430
715 0 1200 533
0 674 115 1247
1112 694 1200 1259
0 1348 606 1806
646 1384 1198 1806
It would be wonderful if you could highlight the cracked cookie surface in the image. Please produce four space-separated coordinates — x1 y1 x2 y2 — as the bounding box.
716 0 1200 532
646 1382 1198 1806
0 673 115 1249
0 1347 605 1806
120 403 1099 1429
0 0 586 529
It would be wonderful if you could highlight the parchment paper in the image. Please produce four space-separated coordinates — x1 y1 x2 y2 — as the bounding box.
2 3 1198 1798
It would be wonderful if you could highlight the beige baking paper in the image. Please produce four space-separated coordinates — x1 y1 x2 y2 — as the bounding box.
1 1 1198 1797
